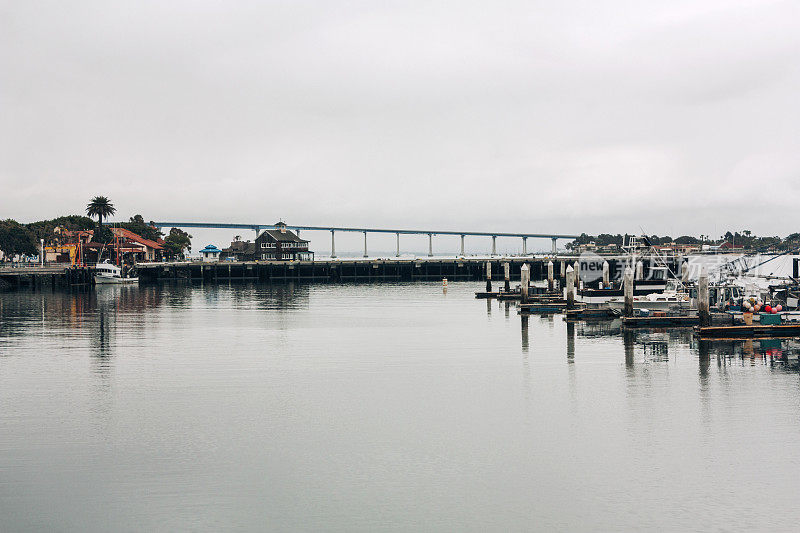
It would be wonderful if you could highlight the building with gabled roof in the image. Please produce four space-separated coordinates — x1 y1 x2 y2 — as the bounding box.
110 227 164 262
255 222 312 261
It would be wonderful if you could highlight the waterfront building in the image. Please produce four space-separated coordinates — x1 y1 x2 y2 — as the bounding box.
220 236 255 262
255 222 312 261
200 244 222 262
110 228 164 262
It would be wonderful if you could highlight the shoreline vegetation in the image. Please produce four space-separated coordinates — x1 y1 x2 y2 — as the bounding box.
1 195 193 264
2 197 798 263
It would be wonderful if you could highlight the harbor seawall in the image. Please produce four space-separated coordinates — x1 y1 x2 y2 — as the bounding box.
136 257 680 283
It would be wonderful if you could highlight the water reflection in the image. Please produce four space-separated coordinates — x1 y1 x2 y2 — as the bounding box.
566 321 575 363
520 315 529 353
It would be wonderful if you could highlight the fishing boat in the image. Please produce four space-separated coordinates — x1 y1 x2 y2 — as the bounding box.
94 261 138 284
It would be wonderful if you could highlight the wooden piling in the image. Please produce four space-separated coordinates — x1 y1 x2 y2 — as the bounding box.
547 260 554 291
623 266 634 317
503 262 510 292
636 261 643 280
698 266 710 327
520 263 530 304
485 261 492 292
573 261 580 289
602 261 609 287
566 265 575 309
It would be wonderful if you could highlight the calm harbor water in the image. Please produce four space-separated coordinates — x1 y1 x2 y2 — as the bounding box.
2 282 800 531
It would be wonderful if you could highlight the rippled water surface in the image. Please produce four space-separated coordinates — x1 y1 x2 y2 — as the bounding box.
2 282 800 531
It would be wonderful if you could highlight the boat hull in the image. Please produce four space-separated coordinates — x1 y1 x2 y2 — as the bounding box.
95 276 138 284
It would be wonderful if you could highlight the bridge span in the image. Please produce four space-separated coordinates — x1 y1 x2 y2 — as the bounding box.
149 221 580 257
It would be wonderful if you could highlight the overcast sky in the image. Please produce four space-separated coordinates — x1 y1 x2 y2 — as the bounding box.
2 0 800 253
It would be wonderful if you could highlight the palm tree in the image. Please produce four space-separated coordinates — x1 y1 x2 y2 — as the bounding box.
86 196 116 228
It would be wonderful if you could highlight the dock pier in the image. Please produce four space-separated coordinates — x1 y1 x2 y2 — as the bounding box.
137 258 549 283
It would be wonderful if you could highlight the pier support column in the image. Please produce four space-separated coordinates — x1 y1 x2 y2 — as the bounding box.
396 233 400 257
698 266 710 327
428 233 433 257
363 231 368 258
330 230 336 259
547 260 554 291
522 237 527 255
503 262 510 292
460 235 465 256
566 265 575 309
551 238 557 254
485 261 492 293
573 261 580 289
623 267 634 317
491 236 497 256
520 264 530 304
602 261 609 287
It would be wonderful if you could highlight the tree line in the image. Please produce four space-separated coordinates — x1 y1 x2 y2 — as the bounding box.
0 196 192 260
567 232 800 251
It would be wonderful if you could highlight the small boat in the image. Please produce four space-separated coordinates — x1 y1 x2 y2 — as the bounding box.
605 280 690 311
94 261 138 284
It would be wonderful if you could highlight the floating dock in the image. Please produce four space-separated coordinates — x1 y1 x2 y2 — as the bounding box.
623 315 699 328
698 324 800 338
566 307 618 320
518 302 569 313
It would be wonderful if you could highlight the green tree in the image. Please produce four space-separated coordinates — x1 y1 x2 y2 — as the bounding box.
163 228 192 259
119 214 163 242
86 196 116 228
0 219 37 258
25 215 95 243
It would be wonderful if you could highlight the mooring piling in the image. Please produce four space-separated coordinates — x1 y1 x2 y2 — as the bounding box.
602 260 609 287
547 260 554 291
566 265 575 309
485 261 492 292
698 266 710 327
623 266 634 317
503 262 510 292
520 263 530 304
573 261 580 289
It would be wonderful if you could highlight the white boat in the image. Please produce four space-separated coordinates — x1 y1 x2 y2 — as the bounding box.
94 261 138 284
605 280 690 311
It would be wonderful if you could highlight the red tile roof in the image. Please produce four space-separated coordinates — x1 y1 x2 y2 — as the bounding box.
111 227 164 250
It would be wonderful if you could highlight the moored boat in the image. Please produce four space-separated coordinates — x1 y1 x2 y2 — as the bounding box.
95 261 138 284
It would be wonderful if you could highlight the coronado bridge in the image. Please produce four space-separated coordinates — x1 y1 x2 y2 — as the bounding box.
149 222 579 257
